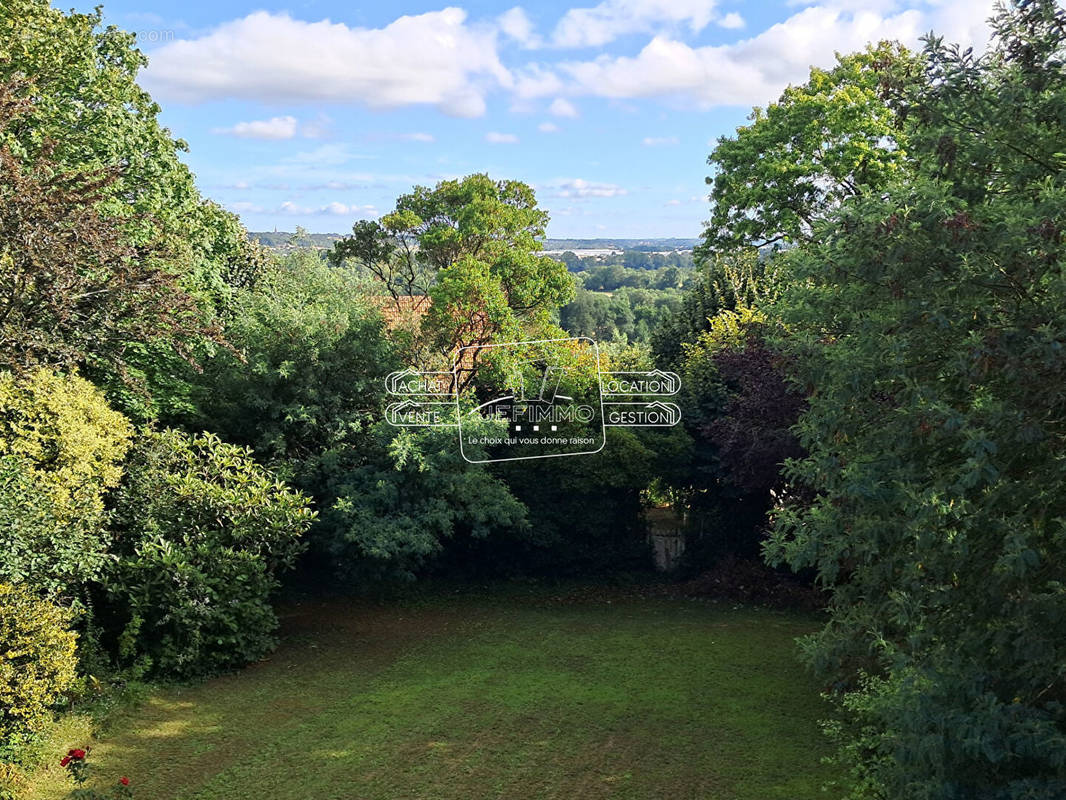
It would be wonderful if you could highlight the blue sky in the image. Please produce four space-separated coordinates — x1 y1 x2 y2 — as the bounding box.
73 0 995 237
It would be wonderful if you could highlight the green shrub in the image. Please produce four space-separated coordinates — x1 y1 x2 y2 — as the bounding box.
0 582 77 764
106 429 313 678
190 253 531 585
321 420 528 583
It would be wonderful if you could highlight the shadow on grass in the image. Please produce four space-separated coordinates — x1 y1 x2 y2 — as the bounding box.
35 589 835 800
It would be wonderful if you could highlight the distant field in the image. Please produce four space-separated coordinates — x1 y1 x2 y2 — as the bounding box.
246 232 700 253
33 589 835 800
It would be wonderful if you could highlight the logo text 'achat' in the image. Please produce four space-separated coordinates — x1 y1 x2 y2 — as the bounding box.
383 337 682 463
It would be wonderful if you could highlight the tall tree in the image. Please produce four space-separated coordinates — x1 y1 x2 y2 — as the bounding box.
652 248 770 369
330 174 575 388
0 82 216 378
190 251 528 586
766 3 1066 795
0 0 268 418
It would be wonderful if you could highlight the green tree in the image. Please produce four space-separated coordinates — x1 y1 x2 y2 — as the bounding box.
191 251 527 586
0 82 218 383
699 42 920 253
766 3 1066 795
652 248 770 369
322 418 529 583
0 0 268 419
330 174 575 386
190 250 395 489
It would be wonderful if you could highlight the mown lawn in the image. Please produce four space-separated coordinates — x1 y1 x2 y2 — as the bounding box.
32 587 835 800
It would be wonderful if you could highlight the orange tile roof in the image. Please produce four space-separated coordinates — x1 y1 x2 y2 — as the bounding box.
369 295 431 330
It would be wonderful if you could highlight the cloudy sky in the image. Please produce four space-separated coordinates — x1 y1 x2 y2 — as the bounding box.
76 0 997 237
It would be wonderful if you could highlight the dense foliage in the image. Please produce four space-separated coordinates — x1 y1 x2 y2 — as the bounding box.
0 583 76 765
106 429 313 678
560 287 682 343
572 263 691 291
0 0 267 420
698 42 920 251
652 249 769 369
323 419 529 582
189 251 394 485
0 371 131 601
0 83 214 382
4 0 1063 797
330 174 575 385
188 251 529 585
488 426 690 575
685 308 803 495
760 2 1066 796
553 248 694 272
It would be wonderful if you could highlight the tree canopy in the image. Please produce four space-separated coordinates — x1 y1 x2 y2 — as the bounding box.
330 174 575 387
698 42 921 253
763 2 1066 795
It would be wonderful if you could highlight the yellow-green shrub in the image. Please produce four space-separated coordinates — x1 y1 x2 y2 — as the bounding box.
0 369 132 521
0 582 77 761
0 760 24 800
0 370 132 600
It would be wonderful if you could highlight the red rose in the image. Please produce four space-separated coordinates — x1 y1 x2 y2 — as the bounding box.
60 756 71 767
120 777 130 786
71 749 86 760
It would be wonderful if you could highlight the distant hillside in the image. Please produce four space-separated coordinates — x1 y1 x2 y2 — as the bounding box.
248 231 344 249
248 232 698 253
541 238 698 252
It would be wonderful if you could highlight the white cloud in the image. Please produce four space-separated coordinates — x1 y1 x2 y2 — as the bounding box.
485 131 520 144
642 135 679 146
538 121 560 133
228 201 264 213
665 198 682 206
278 201 377 217
398 132 435 142
513 64 566 99
212 115 298 140
549 97 579 117
144 9 511 117
228 199 375 217
552 0 719 48
519 0 995 108
145 0 997 127
212 115 330 140
547 178 628 198
324 201 376 217
300 180 370 191
718 12 744 29
498 7 540 47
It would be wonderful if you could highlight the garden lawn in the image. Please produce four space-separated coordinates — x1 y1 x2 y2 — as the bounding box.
32 587 836 800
